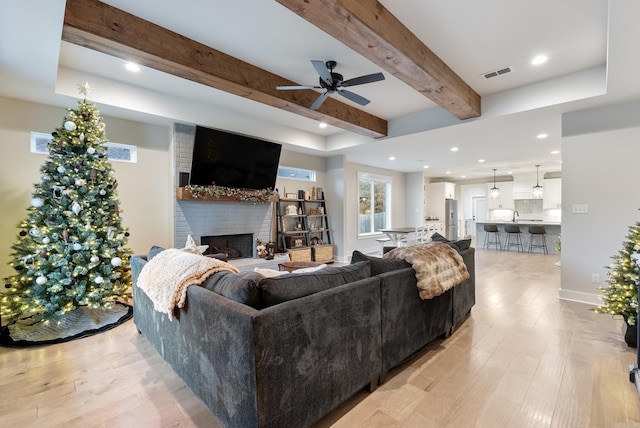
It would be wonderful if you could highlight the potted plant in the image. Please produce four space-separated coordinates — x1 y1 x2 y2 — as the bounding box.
593 218 640 347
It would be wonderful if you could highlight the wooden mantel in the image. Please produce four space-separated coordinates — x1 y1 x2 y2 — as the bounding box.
176 187 278 203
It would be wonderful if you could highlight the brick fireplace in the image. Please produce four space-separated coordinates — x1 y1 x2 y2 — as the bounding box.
173 124 275 258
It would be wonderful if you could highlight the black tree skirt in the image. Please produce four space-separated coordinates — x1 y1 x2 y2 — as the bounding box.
0 303 132 347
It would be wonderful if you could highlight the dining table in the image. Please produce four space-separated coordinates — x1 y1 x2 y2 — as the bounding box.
379 227 418 246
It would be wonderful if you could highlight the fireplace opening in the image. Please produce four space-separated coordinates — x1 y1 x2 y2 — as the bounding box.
201 233 254 259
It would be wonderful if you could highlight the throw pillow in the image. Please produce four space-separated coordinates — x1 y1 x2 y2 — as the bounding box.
430 232 449 243
292 264 327 274
351 250 410 276
147 245 165 261
451 239 471 252
182 234 208 255
254 267 288 278
201 270 263 309
259 261 371 308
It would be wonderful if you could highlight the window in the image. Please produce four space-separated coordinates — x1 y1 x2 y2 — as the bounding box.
358 172 391 235
277 166 316 182
29 132 137 163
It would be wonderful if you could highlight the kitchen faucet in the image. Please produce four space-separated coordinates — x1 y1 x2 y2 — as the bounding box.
512 210 519 222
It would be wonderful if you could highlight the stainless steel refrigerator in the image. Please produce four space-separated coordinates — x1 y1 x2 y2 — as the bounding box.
445 199 458 240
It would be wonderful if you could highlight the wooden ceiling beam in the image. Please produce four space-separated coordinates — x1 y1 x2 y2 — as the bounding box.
275 0 481 120
61 0 387 138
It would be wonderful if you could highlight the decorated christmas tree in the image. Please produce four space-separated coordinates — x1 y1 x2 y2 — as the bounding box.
593 218 640 325
1 83 131 325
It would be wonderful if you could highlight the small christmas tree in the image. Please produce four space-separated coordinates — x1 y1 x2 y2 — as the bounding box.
1 83 131 325
593 217 640 325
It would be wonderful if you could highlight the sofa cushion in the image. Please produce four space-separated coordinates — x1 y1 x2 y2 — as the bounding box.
449 238 471 252
148 245 165 260
201 270 263 309
351 250 411 276
430 232 449 243
259 261 371 308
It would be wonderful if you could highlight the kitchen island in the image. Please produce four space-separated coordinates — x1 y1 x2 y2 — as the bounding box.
475 220 560 253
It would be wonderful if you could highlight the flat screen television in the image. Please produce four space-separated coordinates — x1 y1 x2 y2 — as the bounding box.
189 125 282 190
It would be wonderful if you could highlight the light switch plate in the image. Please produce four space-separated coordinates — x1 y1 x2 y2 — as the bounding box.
572 204 588 214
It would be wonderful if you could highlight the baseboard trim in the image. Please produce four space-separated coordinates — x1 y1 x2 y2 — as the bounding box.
558 288 602 306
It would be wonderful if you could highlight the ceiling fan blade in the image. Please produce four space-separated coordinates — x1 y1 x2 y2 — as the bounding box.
341 72 385 87
310 91 330 110
311 60 333 86
276 85 321 90
337 89 370 106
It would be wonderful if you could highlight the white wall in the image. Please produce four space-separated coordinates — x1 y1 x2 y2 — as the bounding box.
560 102 640 305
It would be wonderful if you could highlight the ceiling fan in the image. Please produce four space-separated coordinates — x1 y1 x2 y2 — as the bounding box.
276 60 385 110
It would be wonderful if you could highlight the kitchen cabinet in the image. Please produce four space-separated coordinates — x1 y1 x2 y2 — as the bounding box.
487 181 514 210
425 182 455 220
543 178 562 209
512 181 534 199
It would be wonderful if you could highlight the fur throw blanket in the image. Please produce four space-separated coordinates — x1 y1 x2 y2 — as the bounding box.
137 248 239 320
383 242 470 300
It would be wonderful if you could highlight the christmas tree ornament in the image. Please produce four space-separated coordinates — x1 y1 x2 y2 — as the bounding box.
99 189 106 196
29 228 39 236
62 229 69 242
87 147 96 155
71 201 82 215
75 178 86 187
52 185 65 198
42 237 50 244
111 257 122 267
31 197 44 208
79 133 85 142
90 255 99 263
57 165 66 173
36 276 48 285
19 230 27 237
72 243 82 251
94 276 104 284
64 121 76 131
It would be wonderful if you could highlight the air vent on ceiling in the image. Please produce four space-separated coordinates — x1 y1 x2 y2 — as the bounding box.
481 66 512 80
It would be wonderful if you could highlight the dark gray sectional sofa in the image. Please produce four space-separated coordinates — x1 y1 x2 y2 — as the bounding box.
131 244 475 428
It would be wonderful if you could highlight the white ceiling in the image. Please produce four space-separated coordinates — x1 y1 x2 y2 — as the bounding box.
2 0 637 181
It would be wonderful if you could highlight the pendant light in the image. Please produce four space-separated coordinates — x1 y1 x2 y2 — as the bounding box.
532 164 543 199
490 169 500 200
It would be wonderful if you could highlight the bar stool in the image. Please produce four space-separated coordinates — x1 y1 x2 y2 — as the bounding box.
483 224 502 250
528 225 548 254
504 224 524 252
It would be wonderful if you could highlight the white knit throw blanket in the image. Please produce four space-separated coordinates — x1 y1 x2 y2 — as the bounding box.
136 249 239 320
383 242 470 300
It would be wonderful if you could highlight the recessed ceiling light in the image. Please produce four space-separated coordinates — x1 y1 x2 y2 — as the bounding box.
125 62 140 72
450 147 459 152
531 55 548 65
446 171 452 174
551 150 560 154
537 133 549 139
461 175 467 178
389 156 395 161
423 165 429 169
318 122 327 128
478 159 485 163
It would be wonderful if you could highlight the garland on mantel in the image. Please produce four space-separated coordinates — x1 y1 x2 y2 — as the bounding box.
184 184 278 203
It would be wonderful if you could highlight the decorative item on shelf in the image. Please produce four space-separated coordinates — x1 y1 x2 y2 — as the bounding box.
256 238 267 258
297 207 303 215
183 184 278 203
266 242 275 259
311 187 316 200
309 208 322 215
316 187 324 200
490 168 500 200
532 164 543 199
293 238 304 248
296 220 302 230
286 204 298 216
285 193 297 199
593 216 640 347
310 237 320 246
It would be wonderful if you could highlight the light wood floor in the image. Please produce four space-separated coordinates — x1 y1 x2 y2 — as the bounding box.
2 250 640 427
